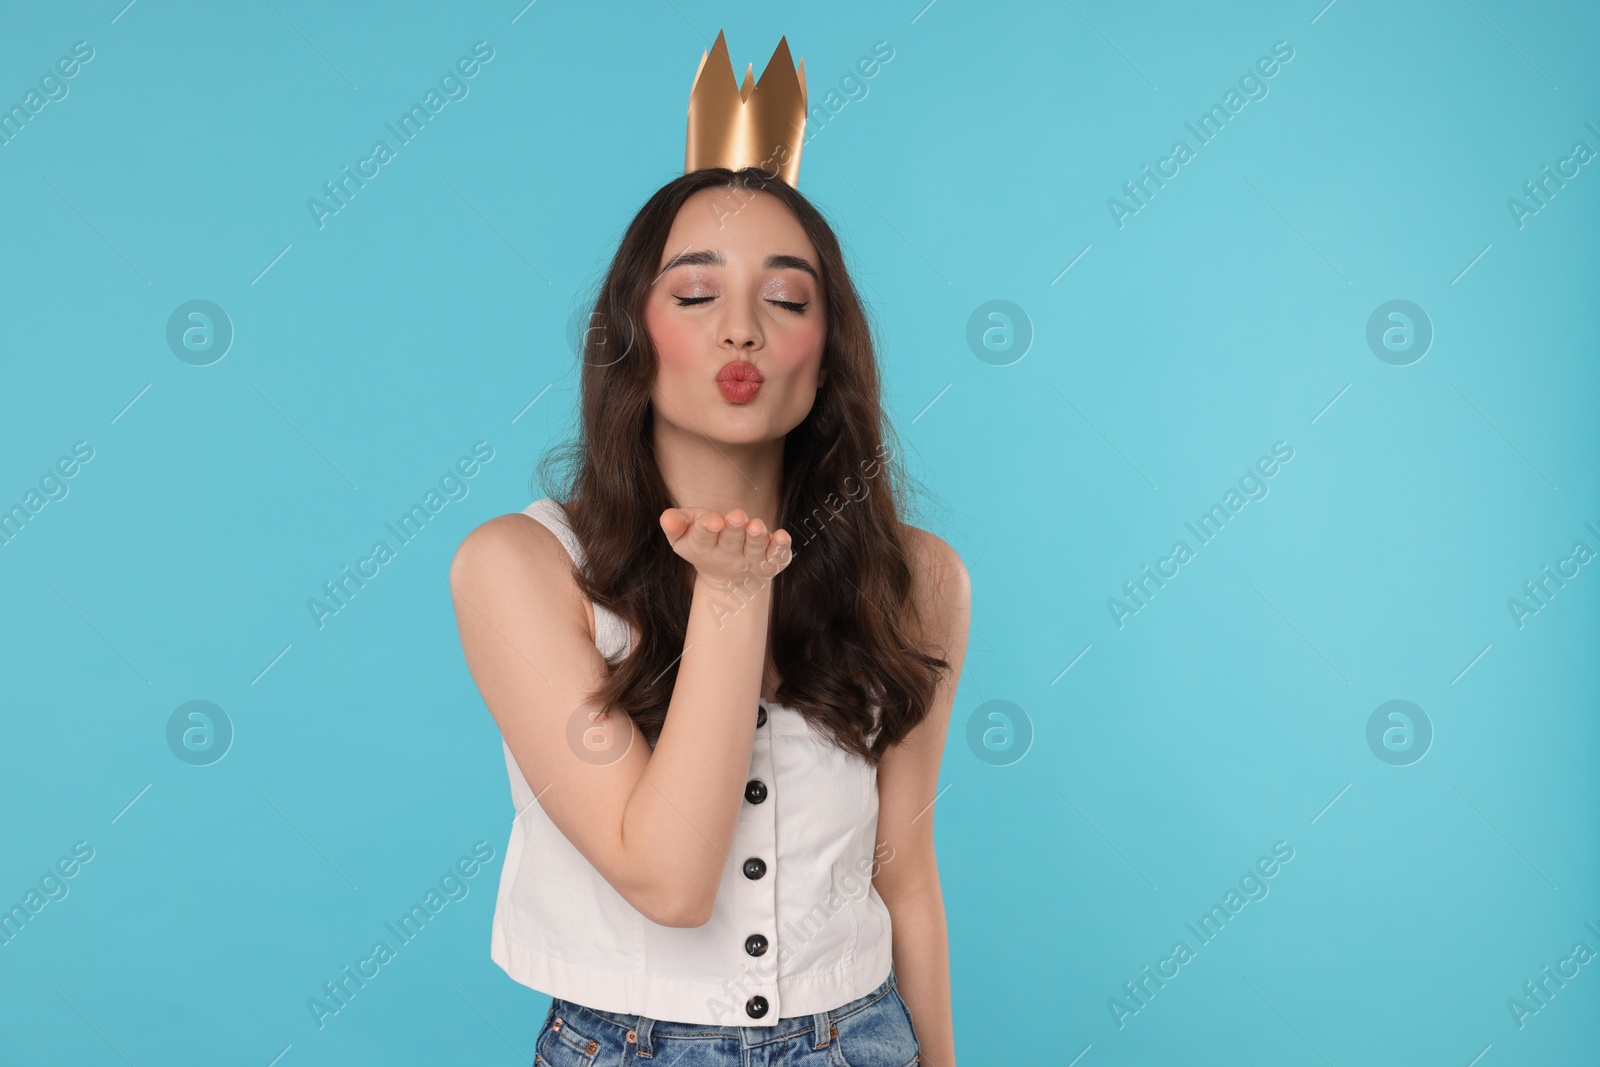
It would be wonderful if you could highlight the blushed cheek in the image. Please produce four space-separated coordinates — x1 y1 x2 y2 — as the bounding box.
793 323 827 383
645 305 698 385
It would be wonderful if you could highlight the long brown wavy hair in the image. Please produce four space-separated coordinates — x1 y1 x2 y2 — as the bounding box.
534 166 949 765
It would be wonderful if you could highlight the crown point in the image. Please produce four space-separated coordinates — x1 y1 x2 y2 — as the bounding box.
707 30 730 70
684 31 807 186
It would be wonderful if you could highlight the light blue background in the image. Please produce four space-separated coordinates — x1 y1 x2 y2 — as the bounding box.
1 1 1596 1064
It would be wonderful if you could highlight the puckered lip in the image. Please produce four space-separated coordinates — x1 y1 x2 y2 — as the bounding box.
716 360 764 383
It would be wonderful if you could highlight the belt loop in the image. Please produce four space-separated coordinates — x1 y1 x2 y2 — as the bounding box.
811 1009 832 1050
635 1015 656 1058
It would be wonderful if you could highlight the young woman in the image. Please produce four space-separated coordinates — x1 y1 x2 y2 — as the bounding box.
449 165 969 1067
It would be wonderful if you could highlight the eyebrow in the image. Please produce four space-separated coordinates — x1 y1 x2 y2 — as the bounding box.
657 248 819 282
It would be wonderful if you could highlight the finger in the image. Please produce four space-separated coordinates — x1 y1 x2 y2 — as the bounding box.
721 508 749 553
690 509 724 550
659 508 690 541
772 529 794 567
761 529 794 574
742 520 771 566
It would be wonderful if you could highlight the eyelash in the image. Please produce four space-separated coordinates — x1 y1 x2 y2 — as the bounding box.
674 296 809 314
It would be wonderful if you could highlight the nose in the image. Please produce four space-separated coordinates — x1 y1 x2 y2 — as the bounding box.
718 294 764 353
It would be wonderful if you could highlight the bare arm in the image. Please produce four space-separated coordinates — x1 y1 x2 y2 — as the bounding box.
449 506 790 927
873 527 970 1067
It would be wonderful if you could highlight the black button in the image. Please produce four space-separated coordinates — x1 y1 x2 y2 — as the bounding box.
744 933 769 956
742 856 766 879
744 779 767 804
756 705 767 728
745 995 769 1019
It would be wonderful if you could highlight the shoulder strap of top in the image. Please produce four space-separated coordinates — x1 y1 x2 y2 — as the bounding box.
522 498 632 662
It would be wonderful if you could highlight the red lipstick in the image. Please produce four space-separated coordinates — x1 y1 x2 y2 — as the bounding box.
716 360 763 404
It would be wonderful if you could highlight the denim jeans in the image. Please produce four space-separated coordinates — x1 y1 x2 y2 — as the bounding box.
533 965 921 1067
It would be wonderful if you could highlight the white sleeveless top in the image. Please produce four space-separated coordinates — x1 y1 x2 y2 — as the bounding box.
488 497 894 1026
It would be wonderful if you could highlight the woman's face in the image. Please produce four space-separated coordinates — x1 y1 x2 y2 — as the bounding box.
644 186 828 445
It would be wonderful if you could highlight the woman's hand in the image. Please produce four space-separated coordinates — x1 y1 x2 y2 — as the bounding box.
659 507 794 595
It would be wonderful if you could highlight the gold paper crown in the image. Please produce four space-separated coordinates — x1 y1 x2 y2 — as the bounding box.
685 30 807 186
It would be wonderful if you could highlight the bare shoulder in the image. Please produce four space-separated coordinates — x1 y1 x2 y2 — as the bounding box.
448 511 592 638
897 523 971 644
900 523 968 581
451 511 564 579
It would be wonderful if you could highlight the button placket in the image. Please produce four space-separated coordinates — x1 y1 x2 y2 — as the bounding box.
736 712 779 1022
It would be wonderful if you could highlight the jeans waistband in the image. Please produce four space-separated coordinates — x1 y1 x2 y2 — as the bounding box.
549 964 900 1054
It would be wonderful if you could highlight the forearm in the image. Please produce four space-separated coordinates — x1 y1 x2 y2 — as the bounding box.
888 884 956 1066
621 579 771 921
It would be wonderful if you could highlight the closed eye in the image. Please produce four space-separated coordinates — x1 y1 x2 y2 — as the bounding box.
673 296 809 314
